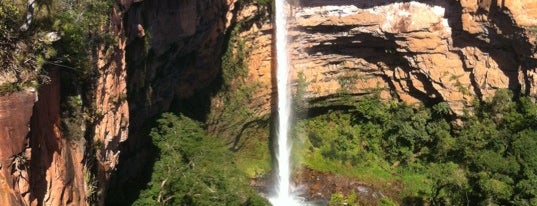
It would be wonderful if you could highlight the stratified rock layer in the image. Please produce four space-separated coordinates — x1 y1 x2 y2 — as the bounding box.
240 0 537 115
3 0 535 205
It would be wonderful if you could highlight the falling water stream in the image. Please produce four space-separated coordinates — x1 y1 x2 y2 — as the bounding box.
269 0 301 205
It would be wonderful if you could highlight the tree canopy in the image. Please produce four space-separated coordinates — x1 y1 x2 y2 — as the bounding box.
134 113 269 206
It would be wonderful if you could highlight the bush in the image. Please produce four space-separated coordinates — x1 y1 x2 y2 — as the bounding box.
295 90 537 205
0 1 47 93
134 113 268 206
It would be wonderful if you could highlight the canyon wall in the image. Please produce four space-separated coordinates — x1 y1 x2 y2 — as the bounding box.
111 0 537 201
107 0 234 203
91 6 130 205
240 0 537 115
1 0 536 205
0 69 87 206
0 91 35 206
27 68 85 206
0 4 129 206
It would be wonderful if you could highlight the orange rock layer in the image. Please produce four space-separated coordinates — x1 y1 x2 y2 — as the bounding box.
239 0 537 115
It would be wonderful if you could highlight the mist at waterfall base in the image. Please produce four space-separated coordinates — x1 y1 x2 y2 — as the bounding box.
267 0 304 205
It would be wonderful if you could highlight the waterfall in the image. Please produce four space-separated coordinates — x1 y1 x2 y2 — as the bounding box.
269 0 300 205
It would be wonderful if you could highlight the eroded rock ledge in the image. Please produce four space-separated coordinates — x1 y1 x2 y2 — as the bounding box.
243 0 537 115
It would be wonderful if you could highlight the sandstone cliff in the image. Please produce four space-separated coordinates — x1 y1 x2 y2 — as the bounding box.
2 0 537 205
27 68 86 206
91 6 129 205
110 1 537 201
0 90 35 206
239 0 537 115
0 4 129 206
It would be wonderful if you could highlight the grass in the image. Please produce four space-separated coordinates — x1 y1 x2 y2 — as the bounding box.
299 148 394 183
400 171 431 198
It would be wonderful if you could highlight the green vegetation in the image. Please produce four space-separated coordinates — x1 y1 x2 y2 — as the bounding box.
49 0 114 81
234 126 272 178
0 1 48 94
329 192 359 206
207 22 271 178
294 71 309 112
292 90 537 205
0 0 112 95
1 0 113 144
7 1 536 205
60 95 86 141
210 23 257 137
134 113 269 206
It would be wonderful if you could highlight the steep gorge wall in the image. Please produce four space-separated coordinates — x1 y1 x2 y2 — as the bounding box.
0 0 240 204
107 0 235 203
2 0 536 205
0 3 129 206
27 68 85 206
240 0 537 115
91 6 130 205
107 1 537 201
0 91 35 206
0 69 86 206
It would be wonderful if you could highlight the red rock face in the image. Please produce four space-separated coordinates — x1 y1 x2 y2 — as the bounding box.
93 7 129 206
0 91 35 206
2 0 536 205
27 68 86 206
0 92 35 161
0 5 129 206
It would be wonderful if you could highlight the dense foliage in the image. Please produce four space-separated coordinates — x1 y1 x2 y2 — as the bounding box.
0 1 47 94
134 113 270 206
51 0 113 78
0 0 112 94
295 90 537 205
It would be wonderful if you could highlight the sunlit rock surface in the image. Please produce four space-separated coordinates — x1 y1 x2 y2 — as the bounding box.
241 0 537 115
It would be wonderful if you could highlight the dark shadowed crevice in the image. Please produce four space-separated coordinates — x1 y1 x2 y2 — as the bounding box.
376 73 402 101
304 105 356 119
454 49 484 102
522 58 537 95
299 29 443 106
450 0 532 98
107 0 232 204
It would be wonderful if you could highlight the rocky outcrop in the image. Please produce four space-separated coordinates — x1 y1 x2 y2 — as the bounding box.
91 6 129 205
27 68 86 206
239 0 537 115
0 91 35 206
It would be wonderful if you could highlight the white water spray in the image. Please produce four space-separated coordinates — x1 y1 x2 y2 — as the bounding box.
269 0 301 205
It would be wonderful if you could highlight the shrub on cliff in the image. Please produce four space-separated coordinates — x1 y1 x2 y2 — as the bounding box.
134 113 269 206
296 90 537 205
50 0 114 79
0 1 48 94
